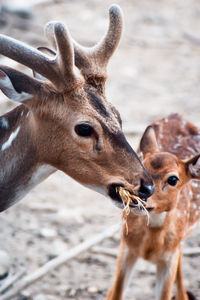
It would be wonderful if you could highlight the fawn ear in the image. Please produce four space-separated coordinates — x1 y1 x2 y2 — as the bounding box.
139 126 159 157
185 154 200 179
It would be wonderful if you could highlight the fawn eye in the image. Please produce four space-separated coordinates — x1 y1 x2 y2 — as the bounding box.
75 124 94 137
167 176 179 186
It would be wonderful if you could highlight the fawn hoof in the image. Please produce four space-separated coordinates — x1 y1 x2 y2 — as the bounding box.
186 291 197 300
171 291 197 300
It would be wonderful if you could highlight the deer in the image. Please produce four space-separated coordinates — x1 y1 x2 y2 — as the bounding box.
107 113 200 300
0 5 154 213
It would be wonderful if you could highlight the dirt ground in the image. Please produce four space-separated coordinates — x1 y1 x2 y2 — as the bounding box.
0 0 200 299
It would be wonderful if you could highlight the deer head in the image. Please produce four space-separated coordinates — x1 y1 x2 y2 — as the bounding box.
0 5 154 211
138 126 200 214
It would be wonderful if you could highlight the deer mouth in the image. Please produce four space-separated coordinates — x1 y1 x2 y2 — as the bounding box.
108 183 155 211
108 183 141 208
146 207 154 212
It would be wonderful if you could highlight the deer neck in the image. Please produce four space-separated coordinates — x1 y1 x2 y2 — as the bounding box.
0 105 55 211
148 211 167 228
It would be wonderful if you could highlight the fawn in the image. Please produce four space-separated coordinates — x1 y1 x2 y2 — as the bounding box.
0 5 154 212
107 113 200 300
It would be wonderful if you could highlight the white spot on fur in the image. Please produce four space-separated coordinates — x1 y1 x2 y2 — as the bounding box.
184 210 187 215
21 111 24 116
26 111 30 118
1 126 20 151
192 181 199 188
0 117 9 129
181 120 186 129
149 212 166 228
193 203 197 209
177 211 181 217
173 143 180 149
164 118 168 123
195 210 199 215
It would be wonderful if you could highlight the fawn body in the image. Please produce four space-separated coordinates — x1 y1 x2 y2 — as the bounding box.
0 5 154 212
108 113 200 300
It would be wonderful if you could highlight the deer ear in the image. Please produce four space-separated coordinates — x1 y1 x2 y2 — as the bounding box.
0 67 44 104
139 126 159 157
0 68 32 103
185 154 200 179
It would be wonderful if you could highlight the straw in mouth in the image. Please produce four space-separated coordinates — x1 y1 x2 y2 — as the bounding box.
117 187 150 234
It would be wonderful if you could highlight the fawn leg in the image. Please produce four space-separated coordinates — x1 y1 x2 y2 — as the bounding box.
175 251 192 300
155 248 179 300
107 241 138 300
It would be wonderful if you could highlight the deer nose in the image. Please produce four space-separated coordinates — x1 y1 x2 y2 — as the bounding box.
138 179 155 200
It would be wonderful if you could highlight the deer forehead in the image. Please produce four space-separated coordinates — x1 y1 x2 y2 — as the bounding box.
83 86 121 127
33 85 121 132
144 153 182 179
64 87 122 131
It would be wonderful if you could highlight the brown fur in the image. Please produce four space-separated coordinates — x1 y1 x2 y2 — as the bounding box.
0 6 154 211
108 114 200 300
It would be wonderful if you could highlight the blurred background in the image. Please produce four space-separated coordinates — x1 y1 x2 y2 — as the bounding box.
0 0 199 299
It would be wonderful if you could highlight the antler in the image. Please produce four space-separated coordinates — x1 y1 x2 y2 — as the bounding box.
0 23 82 91
0 5 122 92
46 4 123 81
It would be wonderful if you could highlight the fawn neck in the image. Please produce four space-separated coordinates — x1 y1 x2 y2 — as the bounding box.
0 105 55 211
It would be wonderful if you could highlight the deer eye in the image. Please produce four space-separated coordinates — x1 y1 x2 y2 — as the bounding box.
167 176 179 186
75 124 94 137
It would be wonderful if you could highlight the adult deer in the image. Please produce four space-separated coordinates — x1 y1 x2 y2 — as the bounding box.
107 113 200 300
0 5 154 212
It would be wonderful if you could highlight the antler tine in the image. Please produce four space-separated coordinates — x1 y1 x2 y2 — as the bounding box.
94 4 123 66
46 22 89 76
46 22 83 90
45 22 57 50
0 23 82 92
45 5 123 80
73 4 123 78
0 34 60 86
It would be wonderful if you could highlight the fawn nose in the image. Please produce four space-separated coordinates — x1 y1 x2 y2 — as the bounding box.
138 179 155 200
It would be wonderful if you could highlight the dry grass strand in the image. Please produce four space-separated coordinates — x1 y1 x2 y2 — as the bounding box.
117 187 150 234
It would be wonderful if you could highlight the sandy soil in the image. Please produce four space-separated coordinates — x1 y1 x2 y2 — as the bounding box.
0 0 200 299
